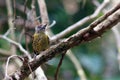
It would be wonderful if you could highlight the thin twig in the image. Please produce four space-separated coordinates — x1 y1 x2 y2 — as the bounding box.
54 51 66 80
4 28 16 37
0 29 15 56
0 33 31 59
27 62 34 80
47 20 56 29
4 29 11 37
4 55 23 80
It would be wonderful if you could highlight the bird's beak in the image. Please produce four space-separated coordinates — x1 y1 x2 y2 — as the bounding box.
42 24 47 29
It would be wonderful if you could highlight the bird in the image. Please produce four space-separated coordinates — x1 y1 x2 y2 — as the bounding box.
32 24 49 55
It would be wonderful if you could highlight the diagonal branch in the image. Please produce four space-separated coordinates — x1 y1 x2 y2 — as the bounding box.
9 3 120 80
51 0 110 40
0 33 31 59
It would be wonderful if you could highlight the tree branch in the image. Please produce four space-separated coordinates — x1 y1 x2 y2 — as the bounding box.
51 0 110 41
37 0 49 24
0 31 31 59
6 0 16 55
9 3 120 80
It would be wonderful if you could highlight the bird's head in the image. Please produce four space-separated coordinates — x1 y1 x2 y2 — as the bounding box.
35 24 47 33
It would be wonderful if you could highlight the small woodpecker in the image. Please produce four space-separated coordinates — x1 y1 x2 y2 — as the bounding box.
32 24 49 55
